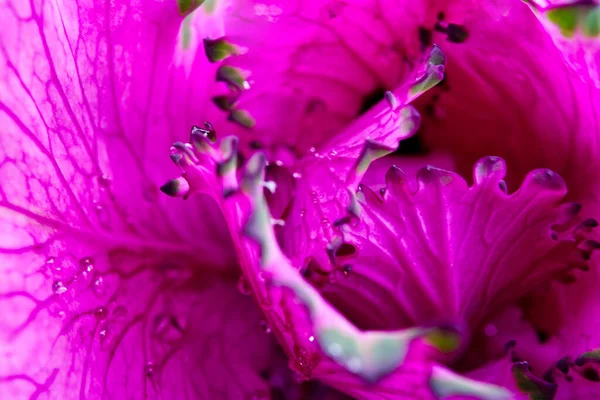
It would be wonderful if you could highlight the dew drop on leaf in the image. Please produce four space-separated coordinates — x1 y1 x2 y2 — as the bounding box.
52 281 67 295
92 276 106 297
94 203 111 228
260 320 272 334
79 257 95 272
98 328 108 343
144 362 156 378
97 174 111 188
46 256 61 272
94 306 108 320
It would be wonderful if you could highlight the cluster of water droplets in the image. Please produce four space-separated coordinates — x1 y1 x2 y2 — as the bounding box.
47 256 107 298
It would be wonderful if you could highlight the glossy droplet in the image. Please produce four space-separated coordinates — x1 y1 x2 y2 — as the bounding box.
52 281 67 295
97 174 111 188
310 191 319 205
152 313 184 341
237 275 252 295
292 172 302 179
94 306 108 320
79 257 95 273
300 209 306 217
99 328 109 343
258 271 268 282
260 320 272 334
153 314 170 335
92 276 106 297
321 219 331 228
145 362 156 378
46 256 61 271
48 302 66 319
342 264 352 276
94 203 110 227
309 336 315 342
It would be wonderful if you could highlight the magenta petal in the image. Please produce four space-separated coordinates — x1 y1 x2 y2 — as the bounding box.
0 254 276 398
0 1 277 398
276 43 446 270
360 151 456 192
524 0 600 87
205 0 453 156
418 0 600 204
324 157 596 333
231 153 513 399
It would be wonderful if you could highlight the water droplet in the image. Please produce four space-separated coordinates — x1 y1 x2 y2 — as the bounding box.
153 314 170 335
320 219 330 228
237 275 252 295
260 320 272 334
310 191 319 205
94 203 110 227
342 264 352 276
48 302 66 319
258 271 268 282
97 174 111 188
79 257 95 273
92 276 106 297
309 335 315 342
309 147 316 154
144 362 156 378
152 313 184 341
94 306 108 320
46 256 61 272
99 328 109 343
52 281 67 295
329 150 337 157
292 172 302 179
299 209 306 217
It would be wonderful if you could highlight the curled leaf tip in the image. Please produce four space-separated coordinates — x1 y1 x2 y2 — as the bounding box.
408 45 447 100
430 365 513 399
512 361 557 399
217 65 251 91
177 0 205 16
204 37 248 62
229 109 256 129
